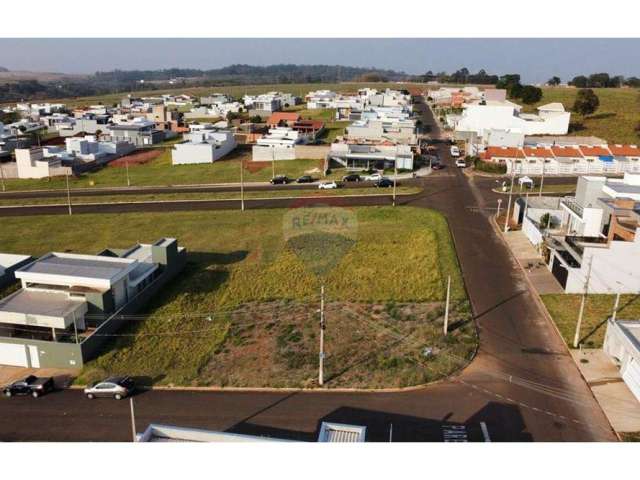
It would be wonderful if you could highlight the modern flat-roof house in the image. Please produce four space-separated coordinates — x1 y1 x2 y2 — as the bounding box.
604 319 640 403
136 421 366 442
14 147 71 179
108 119 165 146
0 253 32 291
0 238 186 369
329 141 414 170
346 118 417 145
252 127 307 161
172 129 237 165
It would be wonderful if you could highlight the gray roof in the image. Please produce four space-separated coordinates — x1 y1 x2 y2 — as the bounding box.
0 289 85 318
18 253 133 281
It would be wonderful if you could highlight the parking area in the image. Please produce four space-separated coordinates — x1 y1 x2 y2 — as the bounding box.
571 349 640 433
0 365 78 389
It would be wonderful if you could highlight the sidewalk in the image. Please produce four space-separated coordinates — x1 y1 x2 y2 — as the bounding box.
501 229 563 294
571 349 640 433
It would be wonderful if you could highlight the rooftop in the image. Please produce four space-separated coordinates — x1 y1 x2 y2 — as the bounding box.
17 252 136 283
317 422 367 442
0 253 31 271
0 288 85 321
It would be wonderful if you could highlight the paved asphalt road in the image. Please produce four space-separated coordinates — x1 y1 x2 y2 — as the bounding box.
0 100 614 442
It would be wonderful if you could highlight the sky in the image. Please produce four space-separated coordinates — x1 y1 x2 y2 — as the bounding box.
0 38 639 84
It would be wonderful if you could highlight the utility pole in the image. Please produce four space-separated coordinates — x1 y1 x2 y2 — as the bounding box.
539 160 545 197
392 159 398 207
240 155 245 211
0 162 5 192
271 147 276 180
611 291 621 322
443 275 451 335
496 198 502 220
72 311 78 344
574 256 594 348
125 158 131 187
503 160 516 233
130 397 137 442
66 173 72 216
319 284 325 386
389 423 393 442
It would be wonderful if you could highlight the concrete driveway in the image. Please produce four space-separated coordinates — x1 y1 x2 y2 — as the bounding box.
0 366 78 389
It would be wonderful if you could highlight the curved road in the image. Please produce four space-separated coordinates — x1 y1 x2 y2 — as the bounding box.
0 101 614 442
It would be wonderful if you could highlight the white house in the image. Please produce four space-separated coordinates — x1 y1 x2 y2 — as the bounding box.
604 319 640 402
329 141 414 170
455 100 570 140
14 147 69 179
252 127 306 161
172 129 237 165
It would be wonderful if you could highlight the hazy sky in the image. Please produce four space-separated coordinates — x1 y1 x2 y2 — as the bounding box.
1 38 639 83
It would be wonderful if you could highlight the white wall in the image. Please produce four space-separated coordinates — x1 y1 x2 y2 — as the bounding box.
252 144 296 161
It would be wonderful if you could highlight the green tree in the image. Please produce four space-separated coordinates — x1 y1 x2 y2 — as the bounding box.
569 75 588 88
547 76 561 86
519 85 543 104
572 88 600 116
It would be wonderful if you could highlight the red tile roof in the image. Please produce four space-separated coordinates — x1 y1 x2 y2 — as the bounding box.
293 119 324 130
267 112 301 124
578 145 611 156
523 147 553 157
551 146 582 158
608 144 640 156
484 147 525 159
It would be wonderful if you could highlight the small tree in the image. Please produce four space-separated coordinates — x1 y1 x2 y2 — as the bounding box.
547 76 561 86
520 85 543 104
573 89 600 116
539 213 551 229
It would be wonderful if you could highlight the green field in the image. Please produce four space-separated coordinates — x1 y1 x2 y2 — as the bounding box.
0 207 474 388
522 87 640 144
0 149 325 191
542 294 640 348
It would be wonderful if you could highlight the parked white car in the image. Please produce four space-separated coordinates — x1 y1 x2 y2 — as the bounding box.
364 173 383 182
450 146 461 157
455 158 466 168
318 181 339 190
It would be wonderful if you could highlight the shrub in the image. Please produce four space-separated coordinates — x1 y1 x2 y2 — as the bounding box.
472 157 507 174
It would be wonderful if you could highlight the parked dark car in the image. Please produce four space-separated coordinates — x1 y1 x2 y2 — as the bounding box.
84 376 135 400
342 174 362 182
375 178 395 188
296 175 314 183
3 375 54 398
431 163 445 170
270 175 290 185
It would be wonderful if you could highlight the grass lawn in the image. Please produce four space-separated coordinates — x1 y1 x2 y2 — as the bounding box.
541 294 640 348
0 186 421 207
521 87 640 144
0 149 325 191
0 206 474 388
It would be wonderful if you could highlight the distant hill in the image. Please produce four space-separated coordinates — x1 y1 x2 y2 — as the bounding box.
0 67 8 72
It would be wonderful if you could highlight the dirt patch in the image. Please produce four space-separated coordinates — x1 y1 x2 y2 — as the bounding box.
109 149 163 168
199 300 476 389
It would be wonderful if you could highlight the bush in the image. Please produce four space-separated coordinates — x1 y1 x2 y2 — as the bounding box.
472 157 507 174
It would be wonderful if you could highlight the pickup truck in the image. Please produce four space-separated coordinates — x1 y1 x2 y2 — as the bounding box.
3 375 55 398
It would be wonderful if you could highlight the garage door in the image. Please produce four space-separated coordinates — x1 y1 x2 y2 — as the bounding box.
622 359 640 403
0 343 28 367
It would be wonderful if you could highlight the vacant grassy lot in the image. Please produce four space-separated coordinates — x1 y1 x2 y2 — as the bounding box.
542 294 640 348
0 149 325 191
0 207 474 387
522 87 640 144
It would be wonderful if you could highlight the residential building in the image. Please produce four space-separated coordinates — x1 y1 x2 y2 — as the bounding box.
200 93 233 106
604 319 640 402
252 127 307 161
172 128 237 165
346 118 417 145
267 112 301 128
14 147 70 179
108 119 165 146
0 254 32 291
329 140 414 170
0 238 186 369
305 90 338 109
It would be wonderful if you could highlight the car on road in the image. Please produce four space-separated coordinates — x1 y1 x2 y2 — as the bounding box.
364 173 383 182
431 163 445 170
84 376 135 400
270 175 290 185
318 181 339 190
450 146 461 157
3 375 54 398
296 175 314 183
455 158 466 168
342 174 362 182
375 178 395 188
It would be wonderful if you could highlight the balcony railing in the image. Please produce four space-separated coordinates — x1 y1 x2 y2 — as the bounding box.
561 196 584 218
